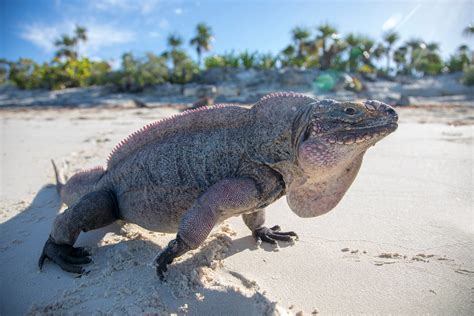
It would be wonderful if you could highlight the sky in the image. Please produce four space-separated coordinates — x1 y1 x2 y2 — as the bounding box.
1 0 473 67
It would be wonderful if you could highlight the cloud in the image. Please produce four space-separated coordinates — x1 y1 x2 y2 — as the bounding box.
20 22 135 56
159 19 169 29
94 0 130 11
93 0 160 15
148 31 161 38
84 23 134 54
382 4 422 32
20 24 59 52
382 14 403 32
174 8 183 15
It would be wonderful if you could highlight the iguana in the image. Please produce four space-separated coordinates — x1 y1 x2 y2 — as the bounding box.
38 92 398 279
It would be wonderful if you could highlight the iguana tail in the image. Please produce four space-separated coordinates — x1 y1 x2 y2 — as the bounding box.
51 159 64 194
51 160 105 206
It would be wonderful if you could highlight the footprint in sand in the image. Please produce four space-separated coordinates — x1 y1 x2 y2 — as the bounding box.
339 248 459 267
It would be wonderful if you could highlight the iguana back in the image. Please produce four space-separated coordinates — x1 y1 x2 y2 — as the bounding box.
106 104 252 169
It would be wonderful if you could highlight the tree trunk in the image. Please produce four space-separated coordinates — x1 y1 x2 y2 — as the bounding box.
386 49 390 73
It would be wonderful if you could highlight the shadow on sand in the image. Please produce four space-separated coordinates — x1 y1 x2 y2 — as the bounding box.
0 183 281 315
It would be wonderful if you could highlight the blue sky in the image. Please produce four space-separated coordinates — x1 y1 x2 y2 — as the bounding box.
1 0 473 67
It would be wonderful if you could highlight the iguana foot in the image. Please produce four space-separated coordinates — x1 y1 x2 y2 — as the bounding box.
254 225 298 244
38 237 92 274
154 235 190 280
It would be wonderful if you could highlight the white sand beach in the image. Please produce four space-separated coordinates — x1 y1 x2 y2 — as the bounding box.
1 105 473 315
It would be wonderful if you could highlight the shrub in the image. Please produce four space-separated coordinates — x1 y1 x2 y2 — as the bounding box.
357 64 375 74
239 51 257 69
7 58 111 90
222 52 240 68
257 53 277 69
114 52 169 91
204 55 226 69
461 65 474 86
8 58 39 89
0 59 9 84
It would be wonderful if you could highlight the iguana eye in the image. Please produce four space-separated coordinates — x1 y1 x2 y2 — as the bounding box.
344 107 356 115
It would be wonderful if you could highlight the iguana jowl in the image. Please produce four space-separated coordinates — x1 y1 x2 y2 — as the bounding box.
38 92 398 279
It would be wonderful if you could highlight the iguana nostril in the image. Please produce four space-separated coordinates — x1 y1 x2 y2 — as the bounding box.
386 108 396 116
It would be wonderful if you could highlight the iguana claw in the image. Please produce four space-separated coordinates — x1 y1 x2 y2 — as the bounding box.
38 237 92 274
254 225 298 244
154 235 191 281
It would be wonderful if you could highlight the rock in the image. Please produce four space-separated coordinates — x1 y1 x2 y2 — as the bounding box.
183 84 216 98
396 94 411 106
191 96 214 109
149 83 182 97
216 84 240 97
279 68 318 87
398 73 474 97
235 69 259 82
200 68 228 84
131 98 148 108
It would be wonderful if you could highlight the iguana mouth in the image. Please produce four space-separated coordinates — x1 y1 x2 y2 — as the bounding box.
323 122 398 144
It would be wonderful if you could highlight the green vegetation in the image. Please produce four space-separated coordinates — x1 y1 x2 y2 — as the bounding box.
3 57 110 90
111 53 168 92
190 23 213 67
3 23 474 90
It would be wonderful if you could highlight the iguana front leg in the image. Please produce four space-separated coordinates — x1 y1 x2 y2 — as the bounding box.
243 209 298 244
155 178 262 280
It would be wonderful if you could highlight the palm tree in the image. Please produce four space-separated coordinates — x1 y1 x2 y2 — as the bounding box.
372 43 386 66
360 37 377 67
393 46 408 74
74 25 87 42
463 24 474 37
418 42 443 75
54 35 77 60
426 42 439 53
345 33 364 72
167 33 183 50
54 25 87 60
458 44 470 53
382 31 400 73
317 23 338 55
291 26 311 57
73 25 87 58
189 23 213 67
280 45 296 67
316 23 341 69
405 38 424 73
457 44 472 66
165 33 186 75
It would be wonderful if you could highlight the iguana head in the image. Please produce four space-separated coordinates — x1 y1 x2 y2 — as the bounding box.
250 93 398 218
297 99 398 173
286 98 398 217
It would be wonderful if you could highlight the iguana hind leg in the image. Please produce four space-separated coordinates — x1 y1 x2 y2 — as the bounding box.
39 190 119 273
243 209 298 244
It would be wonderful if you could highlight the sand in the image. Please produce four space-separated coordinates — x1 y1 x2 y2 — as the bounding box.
0 105 473 315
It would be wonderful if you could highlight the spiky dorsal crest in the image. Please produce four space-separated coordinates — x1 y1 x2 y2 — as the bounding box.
253 91 318 118
106 104 249 169
75 166 105 174
259 91 316 103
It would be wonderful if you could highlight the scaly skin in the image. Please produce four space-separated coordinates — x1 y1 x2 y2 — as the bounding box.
38 92 398 279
